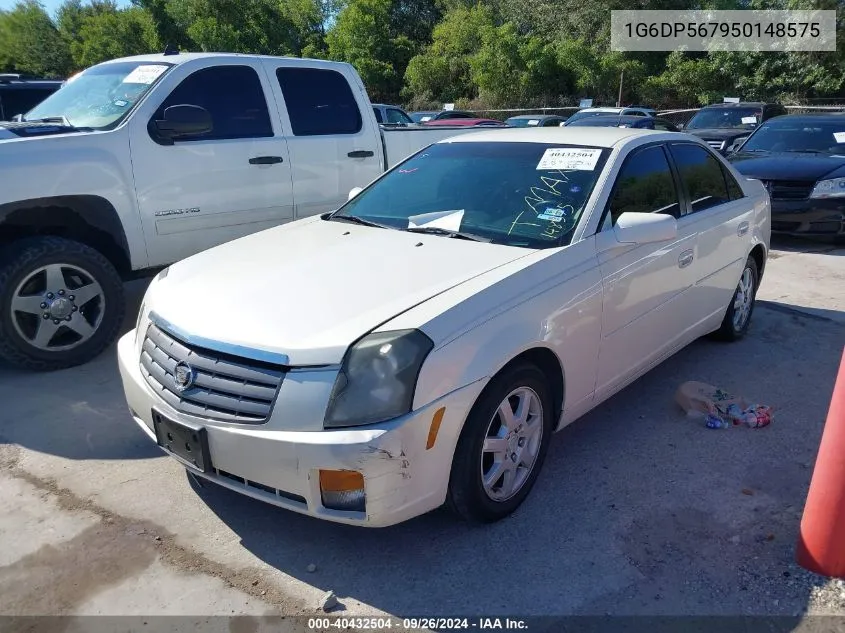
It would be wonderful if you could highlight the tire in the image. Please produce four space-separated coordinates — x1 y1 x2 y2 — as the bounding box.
447 363 554 523
712 255 759 342
0 236 125 371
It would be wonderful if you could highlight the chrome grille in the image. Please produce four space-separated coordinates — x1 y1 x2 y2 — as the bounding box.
706 140 726 151
140 323 285 424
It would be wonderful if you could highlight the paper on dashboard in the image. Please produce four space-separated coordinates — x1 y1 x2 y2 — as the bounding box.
407 210 465 231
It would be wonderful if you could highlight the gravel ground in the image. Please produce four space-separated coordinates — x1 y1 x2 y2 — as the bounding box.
0 235 844 628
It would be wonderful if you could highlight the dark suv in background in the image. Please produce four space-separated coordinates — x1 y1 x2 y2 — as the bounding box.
681 102 788 155
0 74 63 121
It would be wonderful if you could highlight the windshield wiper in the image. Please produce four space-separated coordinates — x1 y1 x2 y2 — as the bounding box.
22 116 72 125
328 214 392 229
404 226 491 242
784 149 826 154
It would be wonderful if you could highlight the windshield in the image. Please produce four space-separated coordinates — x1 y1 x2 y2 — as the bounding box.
686 107 760 130
25 61 173 129
508 118 543 127
740 119 845 154
565 110 618 124
331 141 610 248
410 112 434 123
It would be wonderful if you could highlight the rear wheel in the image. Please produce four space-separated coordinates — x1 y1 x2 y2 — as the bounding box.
0 236 125 371
712 255 758 342
447 363 554 523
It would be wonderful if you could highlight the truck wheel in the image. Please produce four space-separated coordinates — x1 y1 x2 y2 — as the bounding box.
447 363 553 523
0 236 125 371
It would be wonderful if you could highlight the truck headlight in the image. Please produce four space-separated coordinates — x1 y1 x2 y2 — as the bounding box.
810 177 845 199
324 329 433 428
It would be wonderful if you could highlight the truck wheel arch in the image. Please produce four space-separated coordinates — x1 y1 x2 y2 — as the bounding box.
0 196 132 275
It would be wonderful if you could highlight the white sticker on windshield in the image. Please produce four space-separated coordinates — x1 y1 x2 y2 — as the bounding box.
420 116 432 122
833 132 845 143
408 209 464 231
536 147 602 171
537 207 566 221
741 116 757 124
527 119 540 126
122 65 168 85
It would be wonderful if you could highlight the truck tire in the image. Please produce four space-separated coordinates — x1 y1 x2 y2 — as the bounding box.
0 236 125 371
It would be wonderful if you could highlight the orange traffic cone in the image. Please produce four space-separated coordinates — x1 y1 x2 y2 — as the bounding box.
796 346 845 578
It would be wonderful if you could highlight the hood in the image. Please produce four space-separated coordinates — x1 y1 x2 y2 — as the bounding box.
686 128 752 142
152 217 532 366
729 152 845 182
0 121 89 141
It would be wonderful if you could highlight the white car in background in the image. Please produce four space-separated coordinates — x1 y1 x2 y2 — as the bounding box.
118 127 770 527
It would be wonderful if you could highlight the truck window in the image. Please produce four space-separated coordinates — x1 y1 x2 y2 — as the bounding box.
276 68 362 136
372 107 383 123
152 65 272 141
386 108 411 124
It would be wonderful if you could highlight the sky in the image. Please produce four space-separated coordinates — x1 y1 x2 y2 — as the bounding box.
0 0 130 17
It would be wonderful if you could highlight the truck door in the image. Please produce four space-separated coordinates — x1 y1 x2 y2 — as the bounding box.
129 59 294 267
260 59 384 219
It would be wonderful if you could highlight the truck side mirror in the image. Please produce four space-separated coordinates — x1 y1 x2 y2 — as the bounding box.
152 105 212 143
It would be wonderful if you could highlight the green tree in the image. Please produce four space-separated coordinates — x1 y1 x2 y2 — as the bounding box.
68 4 160 68
0 1 72 77
327 0 413 102
403 4 494 104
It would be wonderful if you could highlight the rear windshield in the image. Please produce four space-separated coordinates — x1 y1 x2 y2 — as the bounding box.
333 141 610 248
740 119 845 154
686 107 761 130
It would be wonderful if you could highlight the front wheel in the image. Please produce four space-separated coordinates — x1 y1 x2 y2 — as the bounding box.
0 236 125 371
712 255 759 342
447 363 554 523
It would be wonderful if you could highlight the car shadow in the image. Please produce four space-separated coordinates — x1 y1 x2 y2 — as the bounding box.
0 279 158 460
770 234 845 255
191 302 845 618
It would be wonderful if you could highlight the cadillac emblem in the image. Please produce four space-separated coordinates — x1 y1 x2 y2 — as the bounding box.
173 361 195 392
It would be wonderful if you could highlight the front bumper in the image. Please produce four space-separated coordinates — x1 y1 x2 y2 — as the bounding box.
116 331 485 527
770 199 845 236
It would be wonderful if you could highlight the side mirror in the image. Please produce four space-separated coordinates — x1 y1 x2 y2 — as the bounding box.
348 186 363 201
613 212 677 245
153 104 212 141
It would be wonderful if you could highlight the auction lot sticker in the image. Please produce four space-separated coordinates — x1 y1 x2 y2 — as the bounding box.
537 148 602 171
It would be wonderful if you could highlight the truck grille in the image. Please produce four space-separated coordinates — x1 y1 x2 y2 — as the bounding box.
706 140 726 151
140 323 285 424
763 180 815 200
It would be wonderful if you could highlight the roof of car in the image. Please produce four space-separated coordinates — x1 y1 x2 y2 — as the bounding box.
440 126 675 148
703 102 769 109
101 52 354 69
506 114 564 120
760 113 845 123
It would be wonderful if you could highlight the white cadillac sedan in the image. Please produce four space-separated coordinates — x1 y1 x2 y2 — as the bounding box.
117 127 770 527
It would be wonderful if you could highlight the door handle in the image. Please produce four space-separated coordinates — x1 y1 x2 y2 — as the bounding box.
249 156 284 165
737 221 750 236
347 150 374 158
678 250 694 268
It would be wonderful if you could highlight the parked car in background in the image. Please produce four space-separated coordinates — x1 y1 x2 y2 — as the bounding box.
118 126 769 528
372 103 414 127
410 110 476 123
682 102 787 155
422 117 506 127
0 74 63 121
0 53 497 371
566 115 679 131
505 114 568 127
564 106 656 125
729 114 845 239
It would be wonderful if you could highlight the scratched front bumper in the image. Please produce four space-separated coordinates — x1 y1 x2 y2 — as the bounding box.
117 330 484 527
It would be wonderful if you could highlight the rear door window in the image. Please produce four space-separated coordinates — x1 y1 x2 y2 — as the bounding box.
276 67 362 136
668 143 731 213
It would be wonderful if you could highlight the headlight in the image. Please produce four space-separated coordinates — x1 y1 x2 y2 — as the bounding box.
810 177 845 199
324 329 433 428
